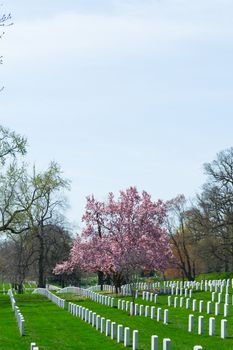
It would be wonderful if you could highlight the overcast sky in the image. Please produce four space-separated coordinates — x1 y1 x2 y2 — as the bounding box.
1 0 233 231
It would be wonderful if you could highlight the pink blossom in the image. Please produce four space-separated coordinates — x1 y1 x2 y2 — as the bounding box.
54 187 174 281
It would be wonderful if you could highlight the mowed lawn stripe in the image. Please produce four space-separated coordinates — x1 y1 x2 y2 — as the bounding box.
63 294 233 350
16 294 125 350
0 295 30 350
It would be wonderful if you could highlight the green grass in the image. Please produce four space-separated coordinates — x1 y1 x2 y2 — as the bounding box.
0 295 28 349
14 294 125 350
195 272 233 281
59 290 233 350
0 282 11 291
1 282 233 349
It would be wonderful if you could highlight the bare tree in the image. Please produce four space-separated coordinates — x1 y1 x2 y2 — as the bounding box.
0 224 73 293
166 195 198 281
194 148 233 271
3 231 36 293
25 162 70 287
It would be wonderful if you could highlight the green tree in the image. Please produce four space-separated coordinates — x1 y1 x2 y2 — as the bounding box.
0 126 30 234
0 125 27 165
194 147 233 272
26 162 70 287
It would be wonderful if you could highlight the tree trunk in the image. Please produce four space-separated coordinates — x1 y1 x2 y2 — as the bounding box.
38 230 46 288
17 282 23 294
112 272 124 295
105 274 111 285
98 271 104 290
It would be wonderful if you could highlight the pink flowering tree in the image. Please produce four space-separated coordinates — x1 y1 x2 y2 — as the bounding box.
54 187 174 293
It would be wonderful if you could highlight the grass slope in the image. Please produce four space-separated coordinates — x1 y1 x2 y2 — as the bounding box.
1 284 233 349
59 290 233 350
15 294 124 350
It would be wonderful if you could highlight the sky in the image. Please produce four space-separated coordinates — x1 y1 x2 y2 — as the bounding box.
0 0 233 231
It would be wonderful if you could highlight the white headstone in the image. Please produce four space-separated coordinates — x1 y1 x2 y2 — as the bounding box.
151 306 155 319
157 308 161 322
111 322 116 339
164 309 169 324
209 317 215 336
139 305 144 316
163 338 171 350
96 315 101 330
192 299 197 311
199 300 203 313
151 335 158 350
101 317 105 333
207 301 211 314
106 319 111 336
133 330 138 350
124 327 130 347
198 316 204 335
224 303 228 317
221 319 227 339
117 324 123 343
92 312 96 327
188 314 194 332
215 302 220 316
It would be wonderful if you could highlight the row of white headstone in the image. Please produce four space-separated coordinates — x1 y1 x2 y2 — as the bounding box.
50 285 206 350
120 278 233 295
117 298 169 323
188 314 227 338
68 302 173 350
168 295 230 316
8 289 24 336
124 284 232 298
151 337 201 350
99 284 115 293
142 291 158 302
58 286 170 324
68 301 138 348
58 286 116 308
62 278 232 298
87 285 104 291
33 288 65 308
58 285 169 324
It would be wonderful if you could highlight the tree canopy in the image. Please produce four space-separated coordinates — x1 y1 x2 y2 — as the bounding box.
54 187 174 289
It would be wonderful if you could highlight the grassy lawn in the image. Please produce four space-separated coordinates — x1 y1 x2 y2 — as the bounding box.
0 294 30 350
14 294 125 350
59 290 233 350
0 285 233 349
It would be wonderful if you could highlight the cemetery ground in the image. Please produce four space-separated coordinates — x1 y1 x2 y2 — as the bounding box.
60 290 233 350
1 280 233 349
